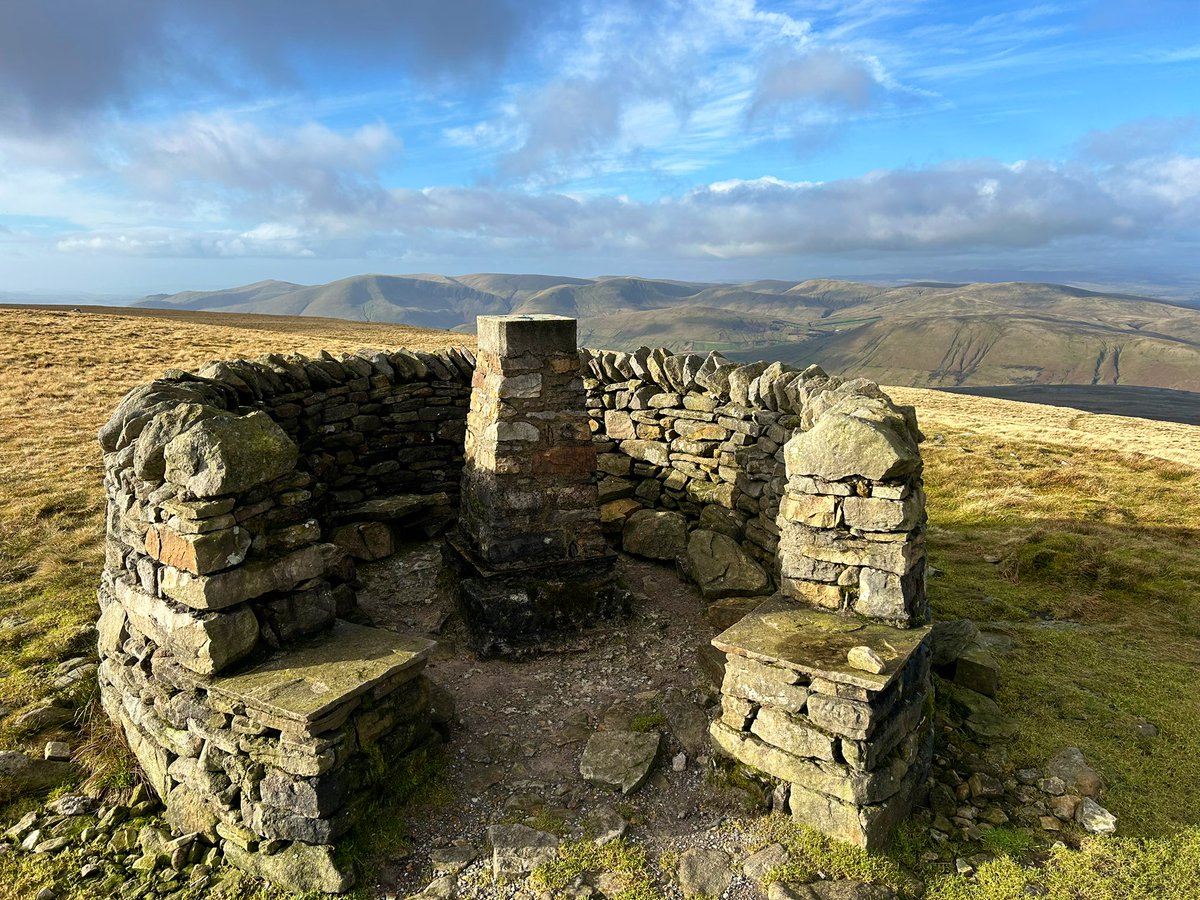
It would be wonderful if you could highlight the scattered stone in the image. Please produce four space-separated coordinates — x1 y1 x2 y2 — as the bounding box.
431 845 477 875
622 509 688 561
585 806 627 845
672 752 688 772
580 731 660 794
43 741 70 762
682 530 771 600
46 794 90 816
223 838 354 894
1039 776 1066 797
1050 795 1080 820
1076 797 1117 834
1046 747 1103 797
931 619 979 672
0 751 71 798
15 705 74 733
954 641 1000 697
487 824 559 876
847 645 885 674
677 847 732 898
743 842 789 882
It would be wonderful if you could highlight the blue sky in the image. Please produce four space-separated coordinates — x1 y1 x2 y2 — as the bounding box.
0 0 1197 297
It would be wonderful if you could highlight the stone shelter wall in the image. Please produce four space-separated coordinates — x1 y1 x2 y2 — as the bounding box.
94 334 933 890
95 346 475 892
578 346 928 623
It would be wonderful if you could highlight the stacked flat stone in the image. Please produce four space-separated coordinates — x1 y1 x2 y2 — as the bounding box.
579 347 922 582
459 316 607 567
710 597 933 850
776 384 927 627
96 347 473 892
451 316 623 655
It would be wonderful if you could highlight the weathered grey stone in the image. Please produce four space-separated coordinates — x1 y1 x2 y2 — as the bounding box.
1047 747 1104 798
677 847 731 898
847 646 885 674
723 653 810 713
751 707 837 761
712 596 930 693
331 521 393 561
487 824 559 876
223 838 354 894
580 731 660 794
711 722 918 805
954 641 1000 697
930 619 980 666
784 412 918 482
115 577 259 674
770 881 899 900
133 403 221 481
683 530 771 600
14 704 74 732
164 782 220 841
164 411 298 498
0 751 72 799
743 842 789 883
729 362 768 407
1076 797 1117 834
159 543 330 610
622 509 688 561
841 494 923 533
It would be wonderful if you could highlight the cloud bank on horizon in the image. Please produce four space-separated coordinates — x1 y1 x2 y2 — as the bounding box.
0 0 1197 294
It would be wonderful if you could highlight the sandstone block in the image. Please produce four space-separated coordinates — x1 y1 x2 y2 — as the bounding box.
779 493 839 528
145 524 251 575
604 410 637 440
620 439 670 467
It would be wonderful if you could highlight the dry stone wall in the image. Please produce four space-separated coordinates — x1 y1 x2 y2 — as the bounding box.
94 333 933 890
96 346 474 892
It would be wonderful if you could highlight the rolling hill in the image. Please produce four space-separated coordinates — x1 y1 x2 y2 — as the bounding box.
136 273 1200 391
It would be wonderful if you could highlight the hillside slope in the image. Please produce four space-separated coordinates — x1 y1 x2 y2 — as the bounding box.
136 273 1200 391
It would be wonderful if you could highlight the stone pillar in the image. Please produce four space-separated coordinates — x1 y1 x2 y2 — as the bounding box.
709 390 933 850
448 315 627 655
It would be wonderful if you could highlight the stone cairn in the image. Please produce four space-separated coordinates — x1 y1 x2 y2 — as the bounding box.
447 315 628 656
89 327 932 893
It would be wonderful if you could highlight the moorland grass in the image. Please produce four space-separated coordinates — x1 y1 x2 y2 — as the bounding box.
1 308 1198 897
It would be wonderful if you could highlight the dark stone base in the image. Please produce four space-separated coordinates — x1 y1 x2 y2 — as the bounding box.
443 531 631 658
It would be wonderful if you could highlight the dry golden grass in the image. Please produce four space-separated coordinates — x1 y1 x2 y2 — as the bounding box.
887 385 1200 470
0 307 471 721
2 307 1200 899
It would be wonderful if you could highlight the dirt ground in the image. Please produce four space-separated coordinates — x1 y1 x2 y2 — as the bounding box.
355 543 755 898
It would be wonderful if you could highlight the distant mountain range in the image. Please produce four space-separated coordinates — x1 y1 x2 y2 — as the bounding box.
136 274 1200 391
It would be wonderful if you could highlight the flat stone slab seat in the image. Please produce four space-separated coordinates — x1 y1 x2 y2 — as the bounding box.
208 621 435 737
329 492 451 524
713 595 931 692
710 595 933 850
